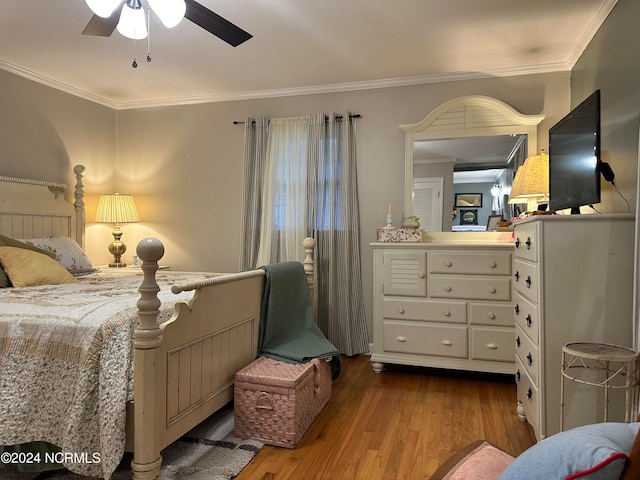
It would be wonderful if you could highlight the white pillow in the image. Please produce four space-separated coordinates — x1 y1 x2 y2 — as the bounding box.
21 235 97 275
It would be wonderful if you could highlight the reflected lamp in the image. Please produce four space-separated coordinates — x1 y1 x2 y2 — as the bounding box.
508 150 549 211
95 193 140 267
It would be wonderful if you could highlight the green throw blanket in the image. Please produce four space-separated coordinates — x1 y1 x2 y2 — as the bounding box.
259 262 341 379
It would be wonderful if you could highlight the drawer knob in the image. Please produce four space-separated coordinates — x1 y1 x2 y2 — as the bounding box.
516 369 521 382
488 286 496 294
487 312 496 320
527 353 533 366
442 310 451 317
444 260 452 267
441 340 453 346
398 307 405 314
514 304 520 315
525 237 532 250
443 285 452 292
419 273 426 279
514 271 520 281
525 276 532 288
486 343 498 350
515 238 521 248
396 336 407 343
526 314 532 327
488 261 497 268
516 336 521 348
527 388 533 400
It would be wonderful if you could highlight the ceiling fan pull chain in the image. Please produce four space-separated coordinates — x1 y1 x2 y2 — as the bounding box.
146 6 152 63
132 37 138 68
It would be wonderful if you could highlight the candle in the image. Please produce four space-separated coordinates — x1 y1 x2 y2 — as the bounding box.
388 202 391 215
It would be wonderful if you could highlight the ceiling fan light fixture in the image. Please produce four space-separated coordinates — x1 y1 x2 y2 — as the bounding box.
85 0 122 18
148 0 186 28
117 1 148 40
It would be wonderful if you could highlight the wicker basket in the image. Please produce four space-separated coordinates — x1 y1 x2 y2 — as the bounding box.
234 356 332 448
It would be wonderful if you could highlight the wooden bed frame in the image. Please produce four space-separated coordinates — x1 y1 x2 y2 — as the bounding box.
0 165 316 480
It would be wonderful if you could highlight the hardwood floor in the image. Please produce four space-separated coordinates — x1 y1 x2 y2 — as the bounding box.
234 355 536 480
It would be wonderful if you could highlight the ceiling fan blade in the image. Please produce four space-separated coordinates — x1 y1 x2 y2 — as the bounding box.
184 0 252 47
82 11 121 36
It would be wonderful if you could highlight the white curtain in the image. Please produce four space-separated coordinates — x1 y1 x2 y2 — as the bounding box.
240 112 369 356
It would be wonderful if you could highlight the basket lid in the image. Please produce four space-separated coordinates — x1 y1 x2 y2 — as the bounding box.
236 356 319 388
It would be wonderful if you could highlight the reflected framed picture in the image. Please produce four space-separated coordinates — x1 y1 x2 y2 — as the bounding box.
487 214 503 230
455 193 482 208
459 209 478 225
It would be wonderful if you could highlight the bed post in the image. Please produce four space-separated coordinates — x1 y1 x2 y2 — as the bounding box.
132 237 165 480
303 237 316 319
73 165 86 249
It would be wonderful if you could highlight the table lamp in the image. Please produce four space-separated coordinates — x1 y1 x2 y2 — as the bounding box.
95 193 140 267
508 150 549 211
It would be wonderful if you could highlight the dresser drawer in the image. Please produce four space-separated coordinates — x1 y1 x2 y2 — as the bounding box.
469 302 514 327
514 222 539 262
383 298 466 324
470 326 515 363
514 291 539 344
382 252 427 297
383 321 467 358
430 275 511 301
516 357 539 436
513 259 539 303
515 325 539 385
429 251 512 276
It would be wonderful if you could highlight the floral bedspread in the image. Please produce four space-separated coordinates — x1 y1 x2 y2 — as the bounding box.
0 268 220 478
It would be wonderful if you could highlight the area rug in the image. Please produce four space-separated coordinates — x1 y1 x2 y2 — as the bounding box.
2 404 263 480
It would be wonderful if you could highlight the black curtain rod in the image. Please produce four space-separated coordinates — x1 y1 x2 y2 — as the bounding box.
233 113 361 125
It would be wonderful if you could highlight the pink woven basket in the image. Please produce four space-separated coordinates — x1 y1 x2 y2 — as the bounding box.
234 356 332 448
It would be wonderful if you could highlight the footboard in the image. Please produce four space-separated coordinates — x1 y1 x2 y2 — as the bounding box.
129 237 316 480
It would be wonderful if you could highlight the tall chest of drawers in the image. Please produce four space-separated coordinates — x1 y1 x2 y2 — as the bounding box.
371 241 515 375
512 214 635 440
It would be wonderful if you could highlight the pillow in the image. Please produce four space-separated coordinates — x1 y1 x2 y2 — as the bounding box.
0 246 78 287
498 422 640 480
430 440 514 480
20 235 96 275
0 234 56 287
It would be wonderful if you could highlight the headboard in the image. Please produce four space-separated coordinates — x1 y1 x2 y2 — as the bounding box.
0 165 86 247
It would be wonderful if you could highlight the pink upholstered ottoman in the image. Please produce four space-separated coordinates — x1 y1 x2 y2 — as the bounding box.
234 356 332 448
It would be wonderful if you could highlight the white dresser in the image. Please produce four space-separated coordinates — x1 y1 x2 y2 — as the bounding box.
371 234 516 375
512 214 635 440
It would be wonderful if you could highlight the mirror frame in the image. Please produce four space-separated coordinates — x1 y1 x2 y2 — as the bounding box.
400 95 545 222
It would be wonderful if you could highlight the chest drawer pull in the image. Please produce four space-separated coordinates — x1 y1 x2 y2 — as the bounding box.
488 286 496 294
525 237 532 249
441 340 453 346
395 336 407 343
525 276 532 288
516 369 521 382
443 285 452 292
486 343 498 350
527 388 532 400
515 238 521 248
419 273 426 278
514 271 520 282
514 304 520 315
444 260 452 267
487 312 496 320
442 309 451 317
488 261 497 268
526 353 533 366
397 307 405 314
526 314 532 327
516 336 521 348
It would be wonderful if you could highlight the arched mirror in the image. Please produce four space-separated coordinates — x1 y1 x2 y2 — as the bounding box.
400 96 545 232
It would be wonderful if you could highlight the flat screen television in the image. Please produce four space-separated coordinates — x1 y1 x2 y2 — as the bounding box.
548 89 601 214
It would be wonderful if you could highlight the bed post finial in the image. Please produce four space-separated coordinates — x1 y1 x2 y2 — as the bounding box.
73 165 86 249
303 237 316 320
132 237 164 480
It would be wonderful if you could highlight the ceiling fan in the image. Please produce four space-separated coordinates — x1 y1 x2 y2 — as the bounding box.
82 0 252 47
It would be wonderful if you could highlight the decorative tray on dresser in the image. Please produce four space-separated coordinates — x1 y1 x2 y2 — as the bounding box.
370 231 516 375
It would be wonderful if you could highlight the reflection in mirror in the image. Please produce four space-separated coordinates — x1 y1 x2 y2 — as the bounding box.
400 96 545 232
